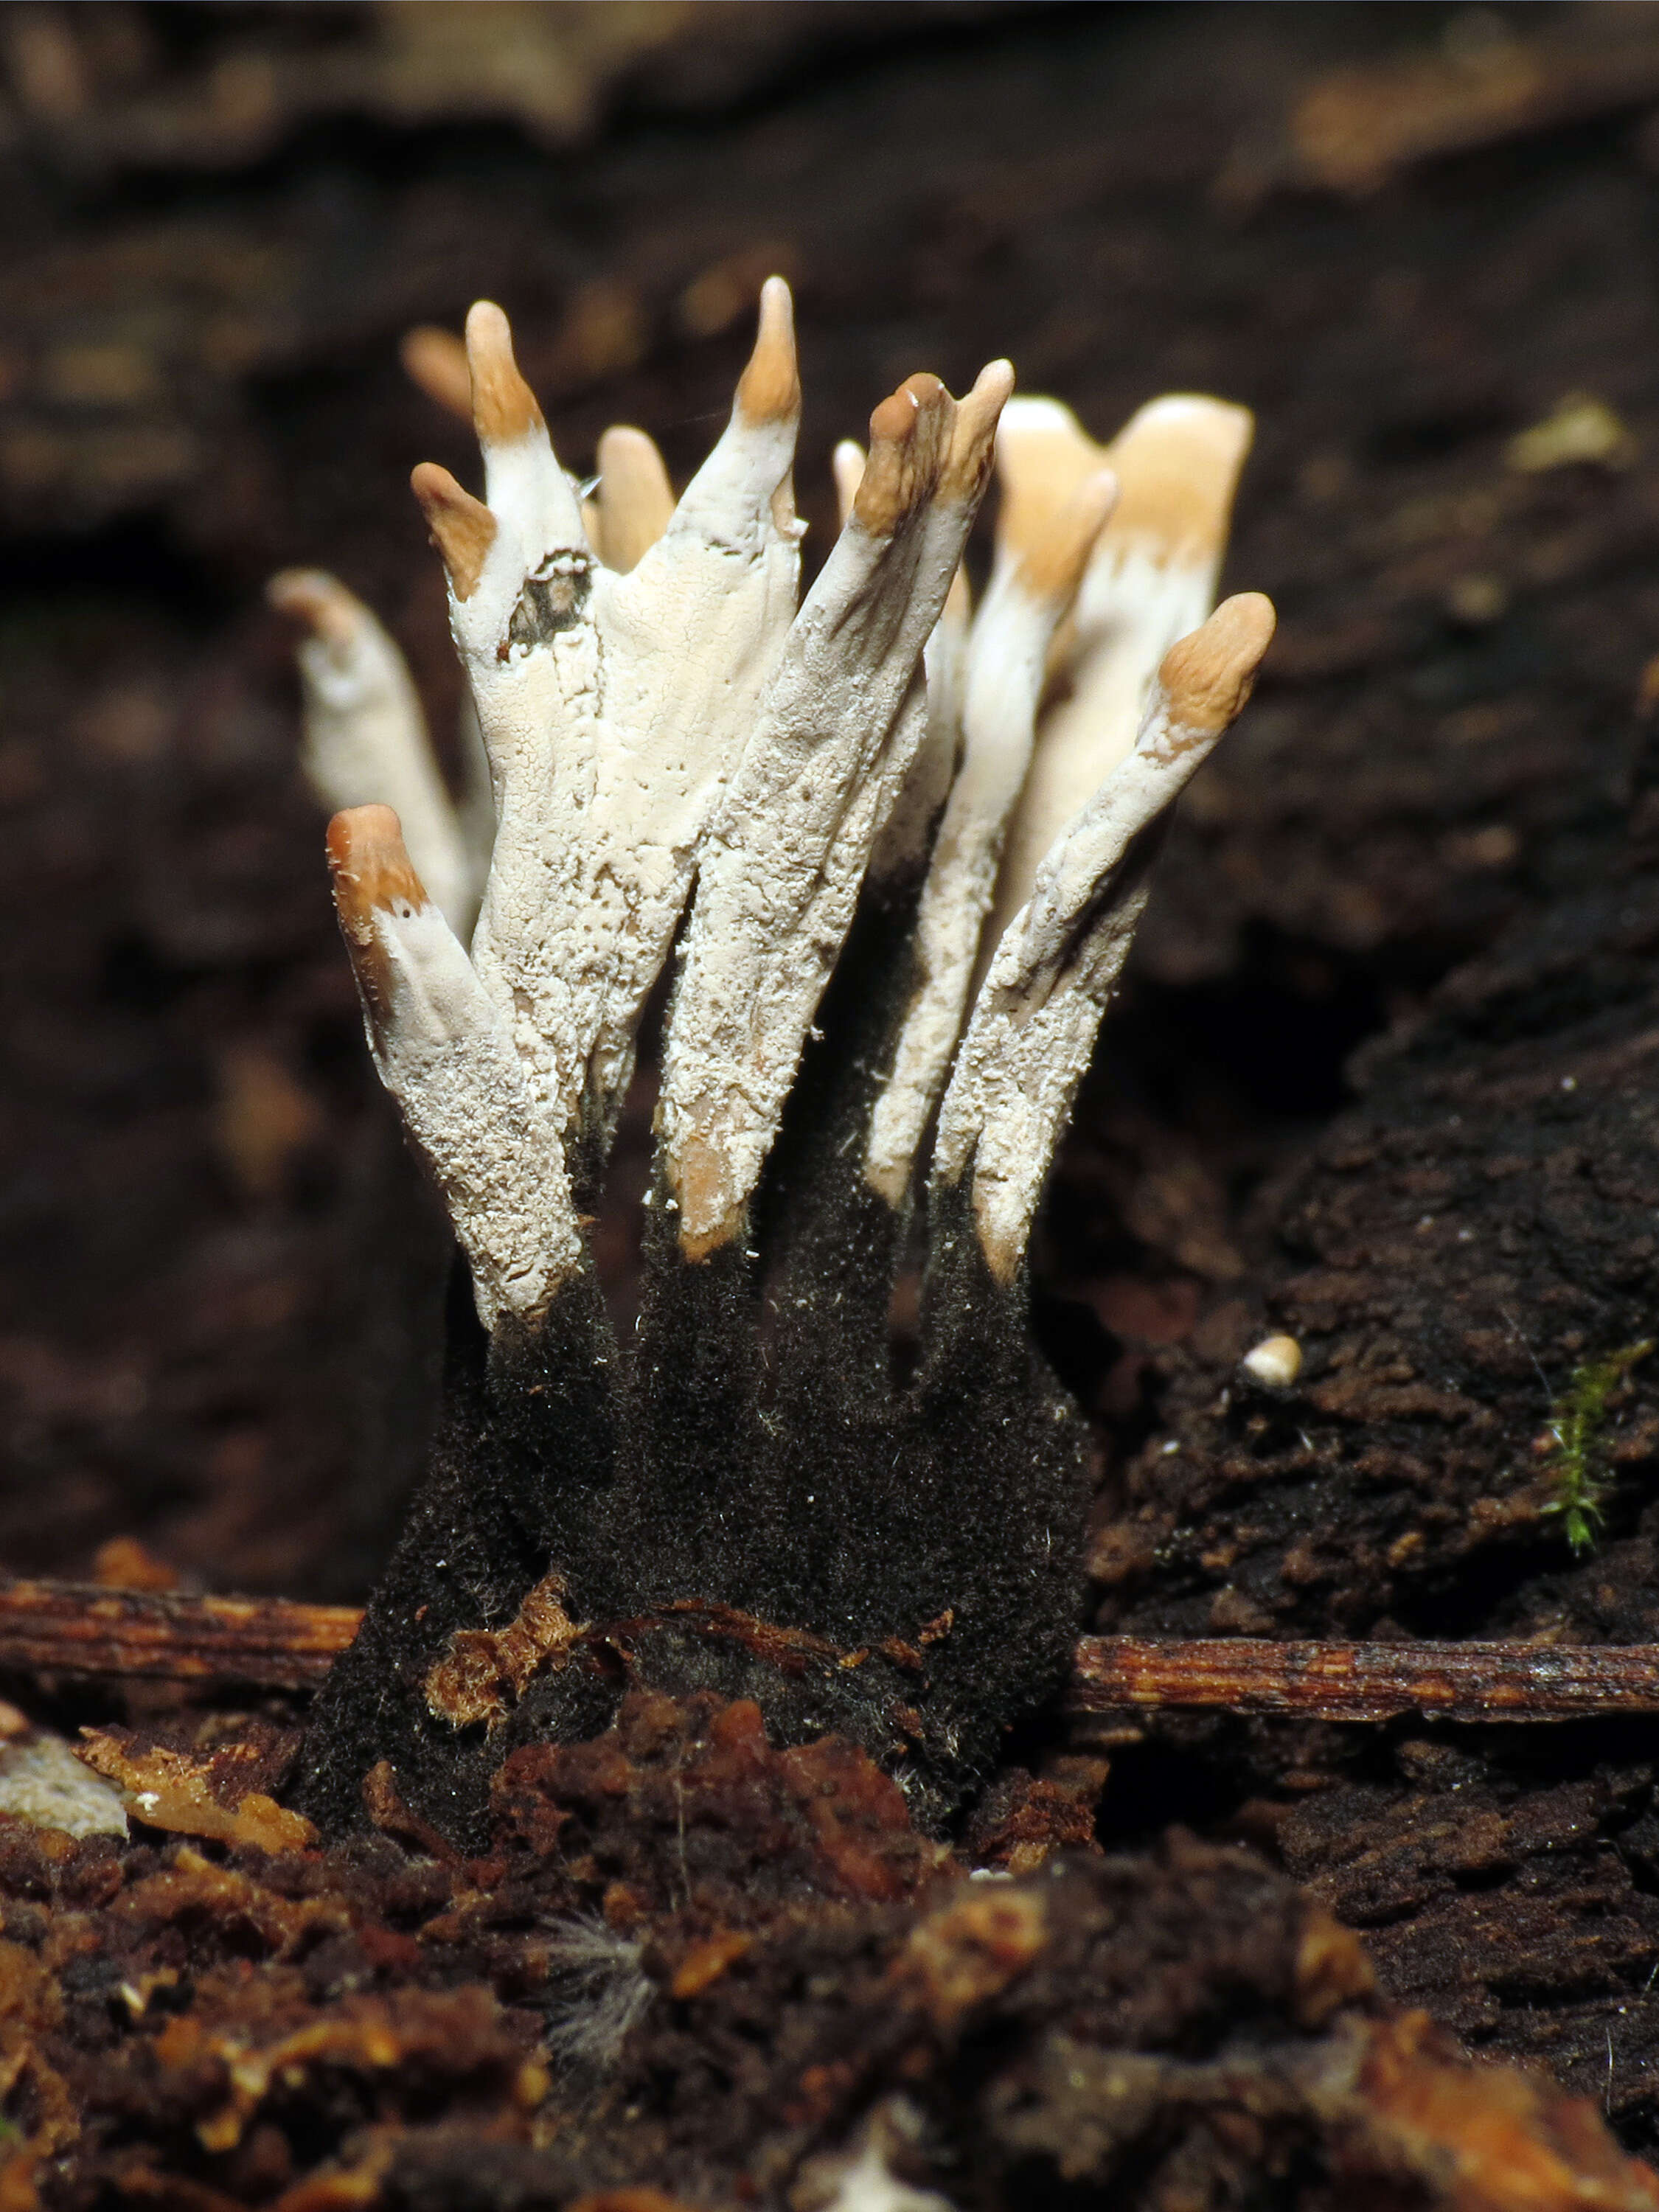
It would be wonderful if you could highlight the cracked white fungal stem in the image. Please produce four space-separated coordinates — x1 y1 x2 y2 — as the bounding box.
327 804 581 1327
417 283 804 1138
658 358 1013 1256
863 391 1252 1209
863 424 1119 1205
933 592 1276 1284
835 438 973 888
268 568 483 939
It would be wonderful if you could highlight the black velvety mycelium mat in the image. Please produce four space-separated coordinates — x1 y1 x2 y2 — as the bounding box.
6 3 1659 2199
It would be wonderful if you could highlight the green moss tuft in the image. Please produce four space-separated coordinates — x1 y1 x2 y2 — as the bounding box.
1540 1340 1653 1555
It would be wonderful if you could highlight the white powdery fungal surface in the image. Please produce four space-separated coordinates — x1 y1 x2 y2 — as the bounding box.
934 594 1276 1283
327 807 580 1327
285 277 1273 1318
660 364 1012 1253
453 287 804 1137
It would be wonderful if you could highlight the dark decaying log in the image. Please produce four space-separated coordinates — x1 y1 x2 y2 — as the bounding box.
0 1577 1657 1722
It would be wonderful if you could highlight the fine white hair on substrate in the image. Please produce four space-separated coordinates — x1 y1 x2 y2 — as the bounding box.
538 1913 651 2074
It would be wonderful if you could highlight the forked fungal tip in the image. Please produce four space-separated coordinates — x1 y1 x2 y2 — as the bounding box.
735 276 800 426
410 461 497 602
464 299 545 443
972 357 1017 408
1157 591 1276 733
940 359 1015 501
853 379 942 533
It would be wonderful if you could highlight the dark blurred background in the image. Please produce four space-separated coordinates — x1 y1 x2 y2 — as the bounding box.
2 0 1657 1606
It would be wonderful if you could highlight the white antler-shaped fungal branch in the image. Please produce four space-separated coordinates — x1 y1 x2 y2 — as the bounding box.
659 359 1013 1259
268 569 483 940
862 414 1119 1206
295 277 1273 1353
327 804 582 1329
417 285 804 1142
985 392 1253 951
933 591 1276 1285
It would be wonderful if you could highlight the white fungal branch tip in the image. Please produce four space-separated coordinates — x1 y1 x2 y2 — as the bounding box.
933 591 1276 1284
425 284 810 1141
399 324 473 422
986 391 1254 956
268 567 481 940
326 803 581 1329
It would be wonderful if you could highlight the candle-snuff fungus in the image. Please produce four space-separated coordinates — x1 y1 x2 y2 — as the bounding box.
271 279 1270 1845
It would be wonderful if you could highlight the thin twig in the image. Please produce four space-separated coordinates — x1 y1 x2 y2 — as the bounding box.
0 1578 360 1690
0 1580 1654 1721
1068 1636 1659 1722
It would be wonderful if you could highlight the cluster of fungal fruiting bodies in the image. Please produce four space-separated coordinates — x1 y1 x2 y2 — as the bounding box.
272 281 1273 1846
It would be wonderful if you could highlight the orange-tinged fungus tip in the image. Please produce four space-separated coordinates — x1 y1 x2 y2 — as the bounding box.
464 299 544 443
735 275 800 426
1105 394 1255 563
868 385 920 447
942 358 1015 503
326 807 430 1020
325 804 429 916
993 393 1108 561
595 424 675 572
410 461 497 601
1016 466 1119 605
399 324 473 421
266 567 363 648
1158 591 1276 734
854 375 950 535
